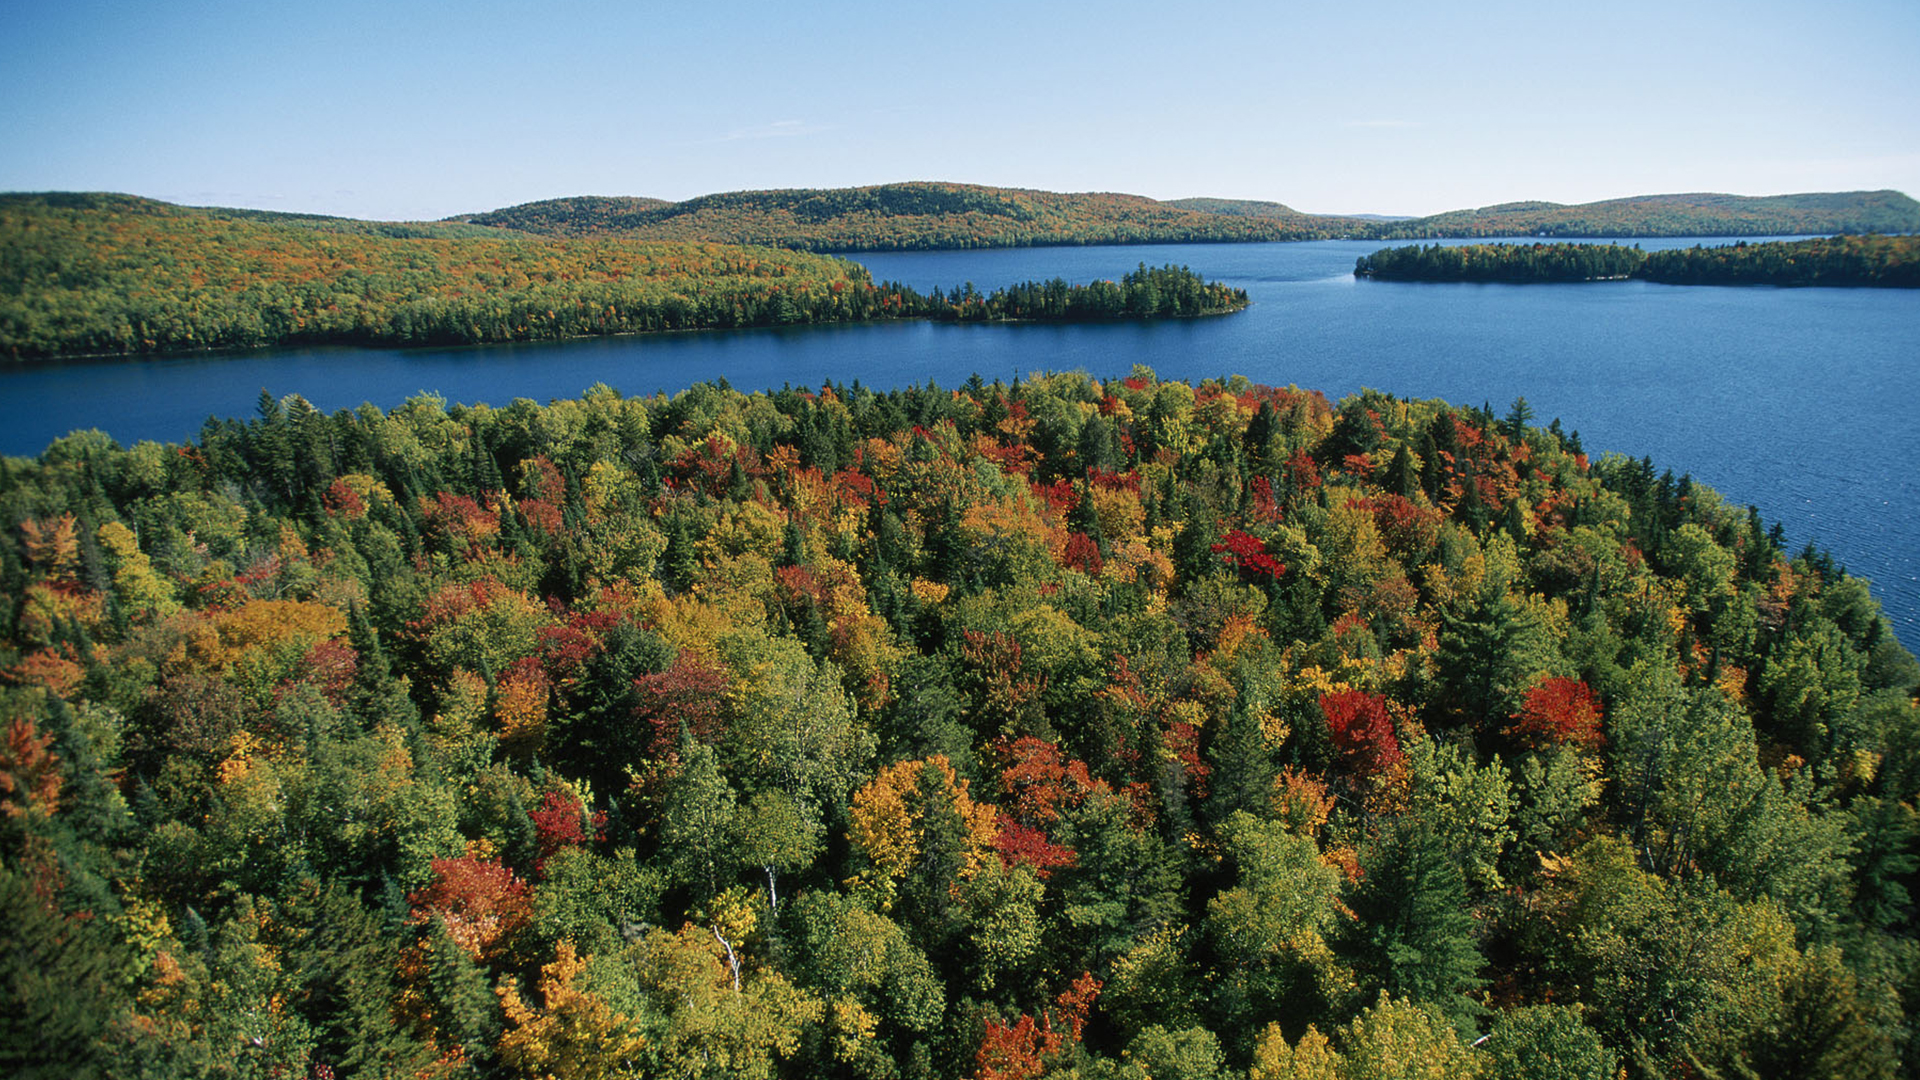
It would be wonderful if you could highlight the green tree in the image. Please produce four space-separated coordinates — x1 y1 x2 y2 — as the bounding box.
1477 1005 1616 1080
658 737 741 908
1342 819 1485 1037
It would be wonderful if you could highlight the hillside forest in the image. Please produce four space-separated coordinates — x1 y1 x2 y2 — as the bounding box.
3 370 1917 1080
0 195 1242 361
463 184 1920 250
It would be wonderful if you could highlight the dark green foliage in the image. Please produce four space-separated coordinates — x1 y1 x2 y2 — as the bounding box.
282 881 433 1078
1357 242 1646 283
1640 234 1920 287
917 263 1248 323
0 868 127 1080
423 918 503 1068
1357 234 1920 288
1345 819 1486 1036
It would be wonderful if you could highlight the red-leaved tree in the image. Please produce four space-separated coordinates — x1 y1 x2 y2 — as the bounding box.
407 855 532 959
1320 689 1403 775
974 973 1101 1080
529 789 605 877
1508 676 1604 750
634 656 732 758
991 737 1092 877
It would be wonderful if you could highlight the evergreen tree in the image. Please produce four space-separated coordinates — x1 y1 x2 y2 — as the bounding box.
1205 704 1275 826
1501 397 1535 441
0 869 128 1080
424 918 502 1068
1343 818 1486 1037
1385 441 1419 500
285 881 433 1078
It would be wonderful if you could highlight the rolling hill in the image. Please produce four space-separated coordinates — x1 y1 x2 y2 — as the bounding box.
460 184 1920 251
458 183 1374 250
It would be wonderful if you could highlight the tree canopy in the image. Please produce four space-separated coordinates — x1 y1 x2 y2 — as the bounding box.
1 371 1914 1078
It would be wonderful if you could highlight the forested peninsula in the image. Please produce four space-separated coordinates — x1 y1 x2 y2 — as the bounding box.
4 371 1916 1080
1354 235 1920 287
460 183 1920 251
0 195 1241 360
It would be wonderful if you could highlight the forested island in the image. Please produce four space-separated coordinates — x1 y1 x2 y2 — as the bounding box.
4 371 1915 1079
1355 235 1920 287
461 183 1920 251
0 195 1241 360
922 264 1246 323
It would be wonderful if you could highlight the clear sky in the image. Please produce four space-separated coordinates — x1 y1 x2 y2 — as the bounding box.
3 0 1915 221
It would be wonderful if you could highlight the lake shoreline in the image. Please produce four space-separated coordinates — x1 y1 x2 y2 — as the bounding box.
4 238 1913 644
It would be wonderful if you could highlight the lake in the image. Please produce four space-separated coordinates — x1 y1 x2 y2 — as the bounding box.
2 238 1916 645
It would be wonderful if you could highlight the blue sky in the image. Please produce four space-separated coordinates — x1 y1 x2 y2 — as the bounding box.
3 0 1915 221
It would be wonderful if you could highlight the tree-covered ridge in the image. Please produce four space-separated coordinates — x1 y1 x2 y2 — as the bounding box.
3 369 1916 1079
464 184 1920 251
1147 198 1329 221
1364 190 1920 240
459 183 1373 250
0 197 1245 359
1355 235 1920 287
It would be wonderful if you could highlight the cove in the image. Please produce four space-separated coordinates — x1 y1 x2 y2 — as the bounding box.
1 237 1915 644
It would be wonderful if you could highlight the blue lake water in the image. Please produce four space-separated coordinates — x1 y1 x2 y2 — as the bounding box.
2 237 1916 645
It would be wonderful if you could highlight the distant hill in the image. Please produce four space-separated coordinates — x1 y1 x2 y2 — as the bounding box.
458 182 1375 250
11 191 518 241
459 184 1920 251
1163 196 1306 218
1364 190 1920 239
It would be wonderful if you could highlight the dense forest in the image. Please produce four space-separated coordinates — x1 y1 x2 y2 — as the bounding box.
6 191 1913 360
1353 243 1646 284
1637 235 1920 287
3 369 1916 1079
1355 235 1920 287
0 196 1242 360
461 184 1920 251
921 265 1246 322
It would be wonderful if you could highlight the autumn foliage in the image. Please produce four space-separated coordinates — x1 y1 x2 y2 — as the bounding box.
0 370 1911 1080
1508 676 1605 750
1321 689 1404 775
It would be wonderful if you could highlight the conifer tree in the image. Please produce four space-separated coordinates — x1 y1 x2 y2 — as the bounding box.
1343 819 1485 1037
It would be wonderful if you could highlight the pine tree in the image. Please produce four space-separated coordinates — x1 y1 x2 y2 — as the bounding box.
1385 441 1419 501
1501 397 1535 441
1344 819 1486 1037
424 918 502 1067
1205 704 1274 826
0 868 127 1080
